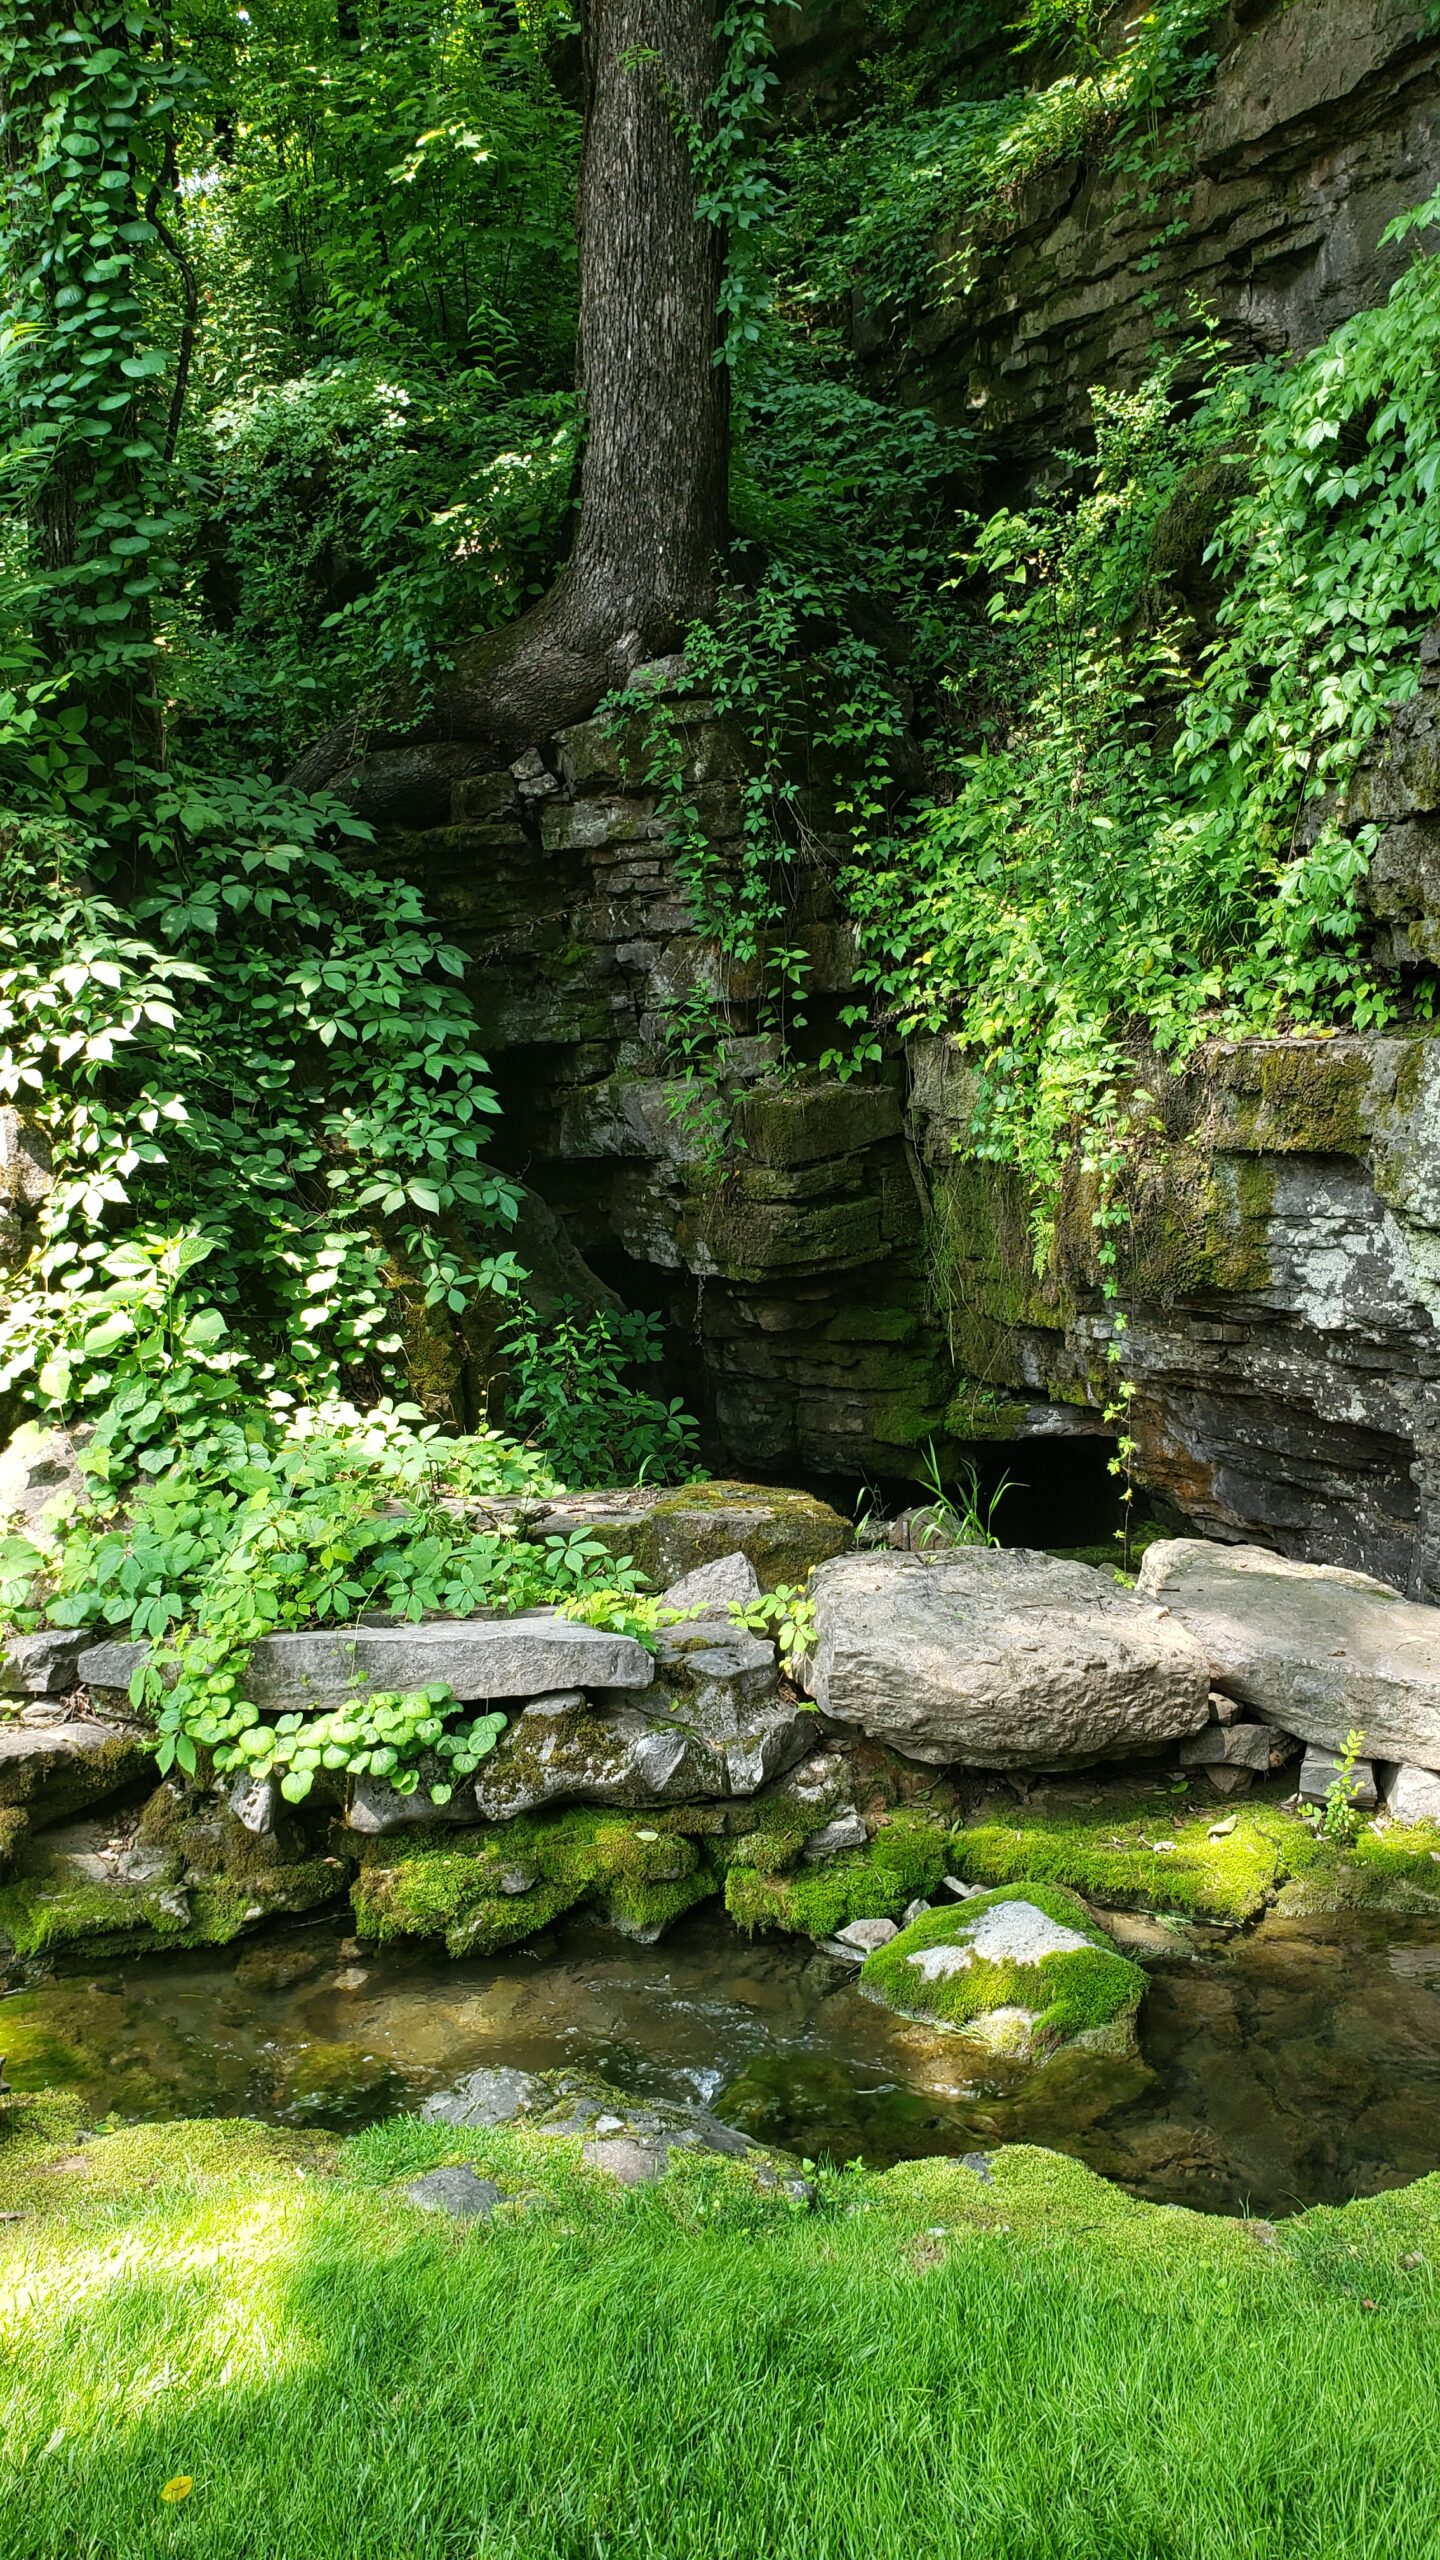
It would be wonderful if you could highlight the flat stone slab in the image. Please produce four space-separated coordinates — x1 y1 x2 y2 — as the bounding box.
1137 1540 1440 1766
79 1612 654 1709
801 1548 1210 1767
1298 1744 1378 1810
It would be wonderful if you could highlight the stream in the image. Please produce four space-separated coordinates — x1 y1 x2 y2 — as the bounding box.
6 1900 1440 2218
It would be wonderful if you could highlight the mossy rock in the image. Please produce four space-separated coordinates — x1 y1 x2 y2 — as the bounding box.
0 1804 27 1878
351 1805 723 1955
950 1790 1293 1922
860 1882 1145 2057
635 1481 852 1591
724 1812 951 1939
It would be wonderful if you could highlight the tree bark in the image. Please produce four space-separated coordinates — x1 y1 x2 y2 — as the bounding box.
292 0 728 802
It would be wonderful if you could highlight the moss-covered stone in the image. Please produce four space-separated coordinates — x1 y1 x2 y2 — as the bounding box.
949 1790 1290 1922
724 1811 951 1938
860 1882 1145 2055
1207 1038 1382 1158
636 1480 852 1590
0 1804 27 1877
0 1724 154 1824
351 1806 724 1955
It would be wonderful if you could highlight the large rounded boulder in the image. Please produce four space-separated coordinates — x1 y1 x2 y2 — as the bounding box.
799 1547 1210 1767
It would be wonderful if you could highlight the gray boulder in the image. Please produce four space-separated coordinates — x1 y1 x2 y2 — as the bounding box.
78 1611 654 1709
422 2066 543 2127
1179 1722 1276 1772
800 1549 1210 1768
802 1807 867 1862
1137 1540 1440 1767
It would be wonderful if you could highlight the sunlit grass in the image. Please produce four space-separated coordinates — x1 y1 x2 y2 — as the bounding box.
2 2117 1439 2558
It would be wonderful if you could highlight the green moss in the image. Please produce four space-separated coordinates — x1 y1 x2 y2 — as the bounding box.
0 1727 153 1822
860 1883 1144 2046
635 1480 851 1589
0 1804 28 1876
724 1812 951 1937
950 1791 1294 1922
351 1806 724 1954
1211 1039 1377 1157
1275 1820 1440 1915
822 1305 921 1345
943 1383 1031 1441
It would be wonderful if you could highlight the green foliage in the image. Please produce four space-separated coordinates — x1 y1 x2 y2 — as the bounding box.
498 1299 700 1488
725 1582 817 1674
0 795 523 1481
778 0 1221 327
841 231 1440 1243
0 1402 652 1787
1306 1728 1370 1846
912 1442 1014 1547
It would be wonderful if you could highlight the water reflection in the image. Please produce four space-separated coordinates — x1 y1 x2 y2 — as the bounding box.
4 1901 1439 2218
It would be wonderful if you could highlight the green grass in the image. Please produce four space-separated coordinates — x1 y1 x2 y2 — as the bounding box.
3 2109 1440 2557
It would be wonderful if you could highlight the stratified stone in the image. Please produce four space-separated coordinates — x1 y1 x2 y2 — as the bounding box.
1138 1541 1440 1766
1298 1745 1379 1811
802 1549 1210 1768
0 1718 152 1821
78 1613 654 1710
0 1629 89 1699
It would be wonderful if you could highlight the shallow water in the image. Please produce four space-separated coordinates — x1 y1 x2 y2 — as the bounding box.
5 1902 1440 2218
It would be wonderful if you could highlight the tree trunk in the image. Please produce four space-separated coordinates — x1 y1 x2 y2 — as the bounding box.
292 0 727 802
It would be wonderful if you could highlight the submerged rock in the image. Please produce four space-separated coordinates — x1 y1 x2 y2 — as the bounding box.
859 1884 1145 2063
801 1548 1210 1767
1138 1540 1440 1766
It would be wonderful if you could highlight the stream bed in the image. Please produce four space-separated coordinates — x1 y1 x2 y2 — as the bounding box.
6 1902 1440 2219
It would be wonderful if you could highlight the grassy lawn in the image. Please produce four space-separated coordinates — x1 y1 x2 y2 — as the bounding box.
2 2107 1439 2559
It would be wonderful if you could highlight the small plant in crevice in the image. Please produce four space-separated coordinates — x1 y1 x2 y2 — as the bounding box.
728 1584 818 1677
912 1442 1016 1549
498 1299 701 1489
1304 1729 1370 1847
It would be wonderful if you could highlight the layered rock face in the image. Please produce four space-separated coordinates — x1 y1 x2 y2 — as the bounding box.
874 0 1440 473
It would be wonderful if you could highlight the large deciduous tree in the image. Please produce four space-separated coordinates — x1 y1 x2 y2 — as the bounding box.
293 0 728 800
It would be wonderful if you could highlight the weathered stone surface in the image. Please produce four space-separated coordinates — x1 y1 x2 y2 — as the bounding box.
421 2066 543 2127
1298 1744 1379 1811
802 1808 868 1862
660 1550 760 1613
530 1481 852 1591
802 1549 1210 1768
1179 1722 1276 1773
0 1426 85 1542
0 1717 151 1819
78 1613 654 1709
833 1916 898 1953
1383 1763 1440 1825
467 1680 810 1824
1138 1540 1440 1765
0 1629 88 1698
404 2166 502 2219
